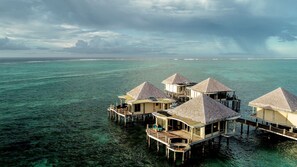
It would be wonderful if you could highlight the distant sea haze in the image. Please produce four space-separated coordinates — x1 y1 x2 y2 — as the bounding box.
0 58 297 166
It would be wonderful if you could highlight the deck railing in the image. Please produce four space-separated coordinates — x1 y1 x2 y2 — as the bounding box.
236 118 297 140
108 104 132 115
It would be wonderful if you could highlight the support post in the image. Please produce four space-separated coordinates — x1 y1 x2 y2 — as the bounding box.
174 152 176 163
167 148 170 159
247 125 250 135
202 144 205 154
219 135 222 145
189 150 191 159
240 123 243 135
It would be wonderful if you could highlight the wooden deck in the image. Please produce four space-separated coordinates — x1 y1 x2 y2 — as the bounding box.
236 118 297 140
146 128 202 152
107 107 154 126
108 107 132 116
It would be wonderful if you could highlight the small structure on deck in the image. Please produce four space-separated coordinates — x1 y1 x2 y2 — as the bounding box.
162 73 195 102
146 94 240 163
247 87 297 140
188 77 241 111
108 82 175 126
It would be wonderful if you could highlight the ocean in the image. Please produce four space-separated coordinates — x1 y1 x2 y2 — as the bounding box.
0 58 297 166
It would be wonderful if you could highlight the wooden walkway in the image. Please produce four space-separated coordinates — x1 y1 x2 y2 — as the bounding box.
236 118 297 140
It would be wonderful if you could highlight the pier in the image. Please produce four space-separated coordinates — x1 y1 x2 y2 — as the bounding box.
237 118 297 140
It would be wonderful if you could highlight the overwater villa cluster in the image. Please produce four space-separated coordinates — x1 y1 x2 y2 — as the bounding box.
107 73 297 163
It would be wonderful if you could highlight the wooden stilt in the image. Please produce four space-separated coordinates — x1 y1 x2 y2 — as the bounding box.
182 152 185 164
157 141 159 152
202 144 205 154
189 150 191 158
247 125 250 135
167 148 170 159
240 123 243 135
174 152 176 162
219 135 222 145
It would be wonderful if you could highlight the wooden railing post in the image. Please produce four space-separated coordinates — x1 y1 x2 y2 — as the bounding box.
283 129 286 135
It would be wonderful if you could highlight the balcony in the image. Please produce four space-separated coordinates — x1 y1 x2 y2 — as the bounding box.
146 125 203 152
108 104 132 116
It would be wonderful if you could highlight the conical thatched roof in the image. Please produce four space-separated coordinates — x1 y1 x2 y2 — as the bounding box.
162 73 191 84
249 87 297 112
127 82 168 100
191 78 232 93
168 94 239 124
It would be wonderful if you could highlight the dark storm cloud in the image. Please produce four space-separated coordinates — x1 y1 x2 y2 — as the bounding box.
0 0 297 56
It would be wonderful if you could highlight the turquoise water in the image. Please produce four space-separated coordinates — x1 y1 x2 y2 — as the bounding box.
0 58 297 166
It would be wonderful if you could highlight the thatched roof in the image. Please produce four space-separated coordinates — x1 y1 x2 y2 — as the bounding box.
168 94 239 124
162 73 191 84
190 78 232 93
249 87 297 112
127 82 168 100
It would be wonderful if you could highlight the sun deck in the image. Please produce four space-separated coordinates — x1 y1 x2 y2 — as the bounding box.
108 105 132 116
146 128 203 152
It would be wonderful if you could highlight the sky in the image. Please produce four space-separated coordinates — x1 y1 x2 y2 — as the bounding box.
0 0 297 58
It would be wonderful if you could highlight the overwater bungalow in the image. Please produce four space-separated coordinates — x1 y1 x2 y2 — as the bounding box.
188 77 241 111
108 82 175 125
146 94 240 163
162 73 195 102
248 87 297 140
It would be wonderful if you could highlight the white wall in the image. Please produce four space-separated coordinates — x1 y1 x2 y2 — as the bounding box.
256 108 297 127
165 84 178 93
190 90 202 98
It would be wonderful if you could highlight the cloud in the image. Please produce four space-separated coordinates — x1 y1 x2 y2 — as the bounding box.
0 37 29 50
0 0 297 57
65 35 164 55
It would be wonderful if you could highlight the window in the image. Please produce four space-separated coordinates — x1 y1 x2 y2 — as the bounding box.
194 128 200 136
205 124 212 135
220 122 225 132
213 122 219 132
134 104 141 112
156 103 159 106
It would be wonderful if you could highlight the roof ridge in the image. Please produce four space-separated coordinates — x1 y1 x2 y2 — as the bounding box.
201 94 207 123
205 78 212 92
280 87 297 111
136 82 147 99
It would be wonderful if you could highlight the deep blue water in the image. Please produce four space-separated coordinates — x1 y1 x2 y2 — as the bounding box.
0 58 297 166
